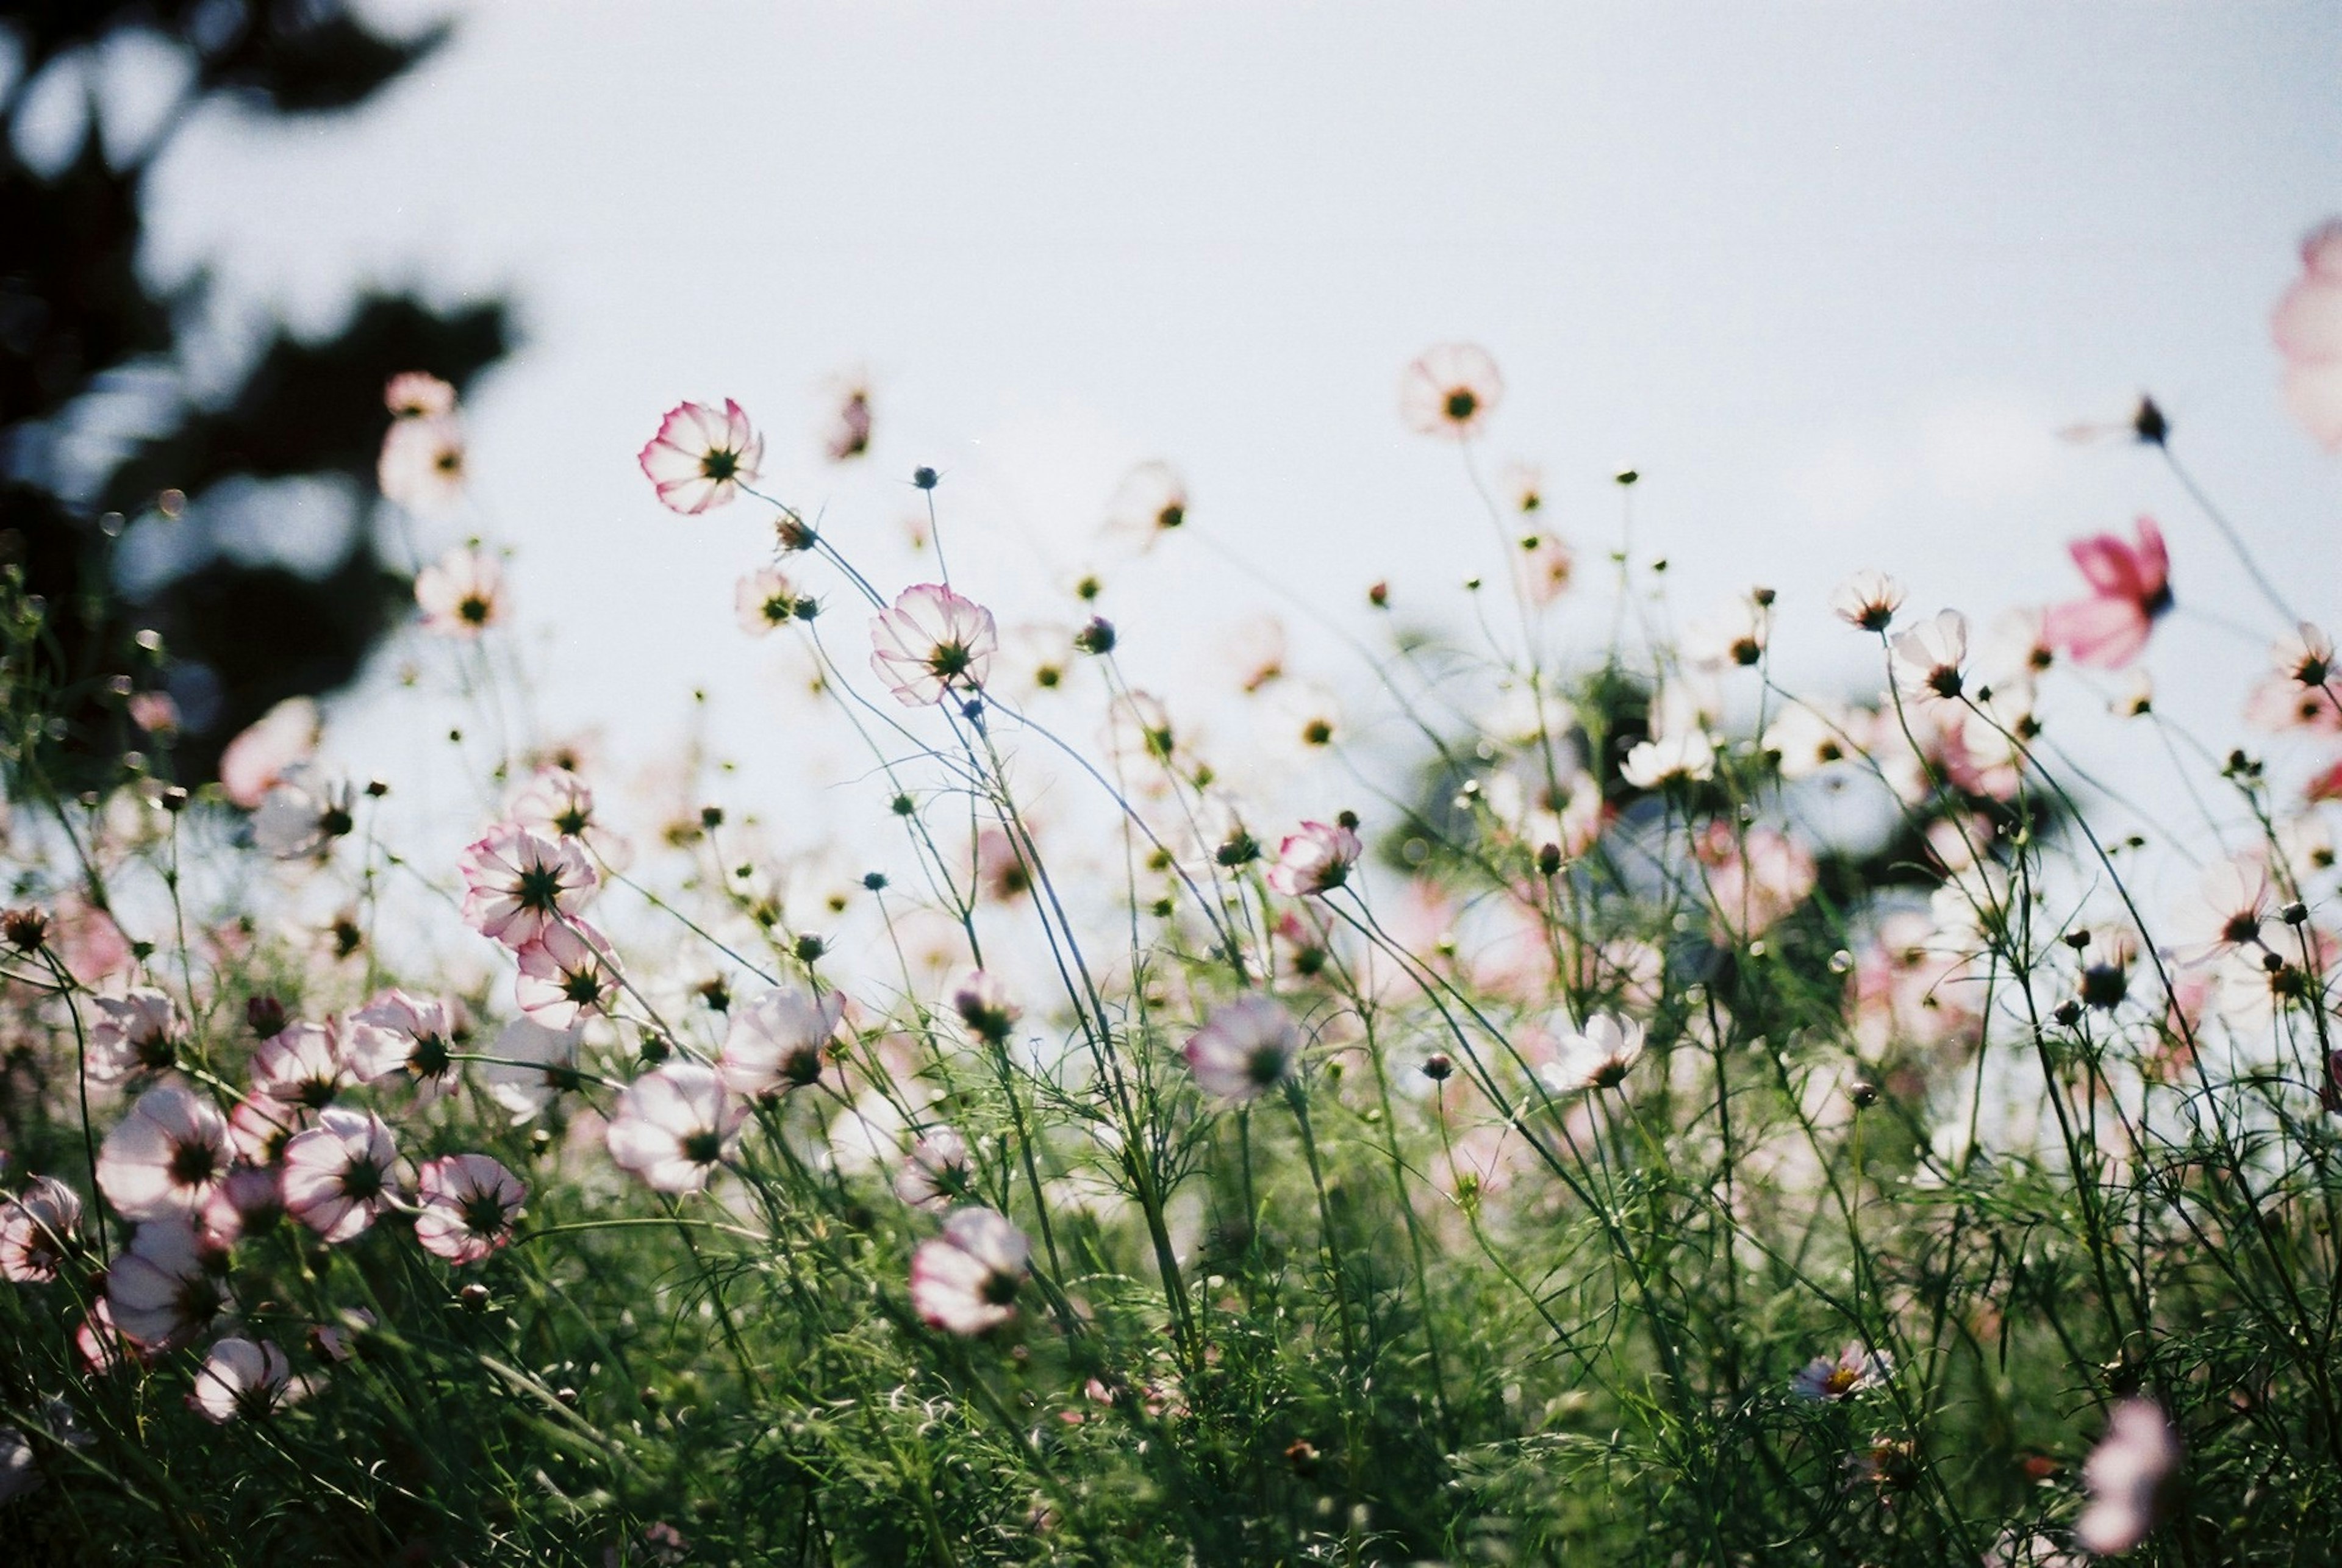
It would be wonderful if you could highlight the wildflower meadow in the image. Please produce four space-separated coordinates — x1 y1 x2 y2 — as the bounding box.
5 225 2342 1567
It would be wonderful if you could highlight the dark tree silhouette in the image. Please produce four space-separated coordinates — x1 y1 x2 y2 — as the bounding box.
1 0 511 798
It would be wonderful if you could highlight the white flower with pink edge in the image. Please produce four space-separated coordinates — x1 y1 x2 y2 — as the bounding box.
281 1108 398 1245
911 1206 1030 1334
1184 996 1301 1103
414 1154 526 1265
97 1083 232 1222
1264 820 1362 897
606 1064 745 1194
639 399 763 515
458 823 598 948
870 584 998 707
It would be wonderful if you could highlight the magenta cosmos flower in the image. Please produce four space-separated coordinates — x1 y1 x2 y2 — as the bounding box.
1184 995 1302 1103
639 399 763 514
281 1108 398 1244
910 1206 1031 1334
97 1083 232 1221
606 1064 745 1194
718 983 845 1097
870 584 998 706
1789 1341 1893 1402
458 823 598 948
2043 517 2171 670
413 1154 526 1264
0 1175 83 1283
2273 219 2342 452
515 920 625 1028
190 1337 295 1424
414 545 506 638
1265 820 1362 897
1398 343 1503 439
2076 1398 2182 1554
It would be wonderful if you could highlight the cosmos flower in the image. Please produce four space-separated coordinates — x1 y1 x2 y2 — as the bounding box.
248 1020 356 1111
2075 1399 2182 1555
1184 996 1301 1103
1100 460 1189 557
2043 517 2171 670
413 1154 526 1264
281 1108 398 1245
605 1064 745 1194
507 766 604 844
251 767 356 859
1264 820 1363 897
823 378 873 462
104 1217 225 1348
896 1129 975 1212
514 920 625 1028
1830 569 1907 632
1398 343 1503 439
86 987 185 1081
639 399 763 515
2169 855 2276 964
946 970 1019 1045
377 413 468 514
718 984 845 1097
189 1337 294 1424
869 584 998 706
483 1016 584 1123
1620 730 1717 790
414 545 506 638
1789 1341 1893 1402
910 1206 1030 1334
1889 610 1970 705
458 823 598 948
217 696 320 810
1538 1012 1647 1093
734 567 804 636
0 1176 82 1283
96 1083 232 1222
384 371 456 420
2272 218 2342 452
344 989 468 1103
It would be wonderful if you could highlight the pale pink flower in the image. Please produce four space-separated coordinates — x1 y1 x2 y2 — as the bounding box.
345 989 468 1103
718 984 845 1097
0 1176 82 1283
823 379 873 462
1519 531 1575 606
2171 855 2276 964
1789 1341 1893 1402
1979 606 2057 685
2043 518 2171 670
2075 1398 2182 1554
1398 343 1503 439
250 766 355 859
127 690 179 736
869 584 998 706
97 1083 231 1221
76 1298 147 1373
384 371 456 420
1101 460 1189 556
1889 609 1969 704
508 766 604 845
515 920 624 1028
1619 730 1716 790
947 969 1020 1045
104 1217 225 1348
735 567 804 636
249 1020 355 1111
1184 995 1301 1102
226 1095 306 1167
217 696 318 809
2273 219 2342 452
414 545 506 637
281 1109 398 1244
1266 820 1363 897
459 823 597 948
200 1164 284 1244
1685 593 1772 671
639 399 763 515
910 1206 1030 1334
87 986 185 1081
414 1154 526 1264
484 1017 584 1122
378 413 468 514
190 1337 293 1423
605 1064 745 1194
2245 669 2342 734
1830 569 1906 632
896 1128 974 1211
1538 1012 1647 1093
1764 703 1857 781
2273 621 2337 689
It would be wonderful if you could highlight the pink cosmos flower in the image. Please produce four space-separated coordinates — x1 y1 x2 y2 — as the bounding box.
1265 820 1363 897
87 987 185 1081
2043 517 2171 670
281 1109 398 1244
384 371 456 420
1830 569 1907 632
250 766 355 859
2272 219 2342 452
377 413 468 514
105 1217 225 1348
509 765 604 844
1889 609 1969 704
1789 1341 1893 1402
896 1129 975 1212
217 696 319 809
1519 531 1575 606
226 1095 306 1167
639 399 763 515
0 1176 82 1283
514 920 624 1028
1398 343 1503 439
345 989 468 1103
2075 1398 2182 1554
946 969 1020 1045
190 1337 294 1423
249 1020 355 1111
127 690 179 735
200 1164 284 1245
869 584 998 706
413 1154 526 1264
458 823 598 948
910 1206 1030 1334
605 1064 745 1194
716 983 845 1097
823 378 873 462
1184 995 1301 1103
76 1298 148 1373
1538 1012 1647 1094
735 567 804 636
97 1083 232 1221
414 545 506 637
484 1017 584 1122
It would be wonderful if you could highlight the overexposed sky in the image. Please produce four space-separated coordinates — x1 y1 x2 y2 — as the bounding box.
123 1 2342 851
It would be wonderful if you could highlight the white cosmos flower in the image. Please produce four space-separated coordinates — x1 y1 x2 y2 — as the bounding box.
105 1217 225 1349
457 823 598 948
1539 1012 1647 1093
869 584 998 707
378 413 467 514
249 1020 356 1111
1789 1341 1893 1402
1398 343 1503 439
87 986 185 1081
251 765 355 859
281 1109 398 1245
0 1176 82 1283
189 1337 293 1424
638 399 763 515
414 545 506 638
1265 820 1362 897
2169 854 2276 964
483 1017 584 1123
734 567 804 636
344 989 468 1103
718 984 846 1097
606 1064 745 1194
413 1154 526 1265
1619 730 1716 790
910 1206 1030 1334
513 920 624 1028
96 1083 232 1222
896 1128 975 1212
1830 568 1906 632
1889 610 1970 704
